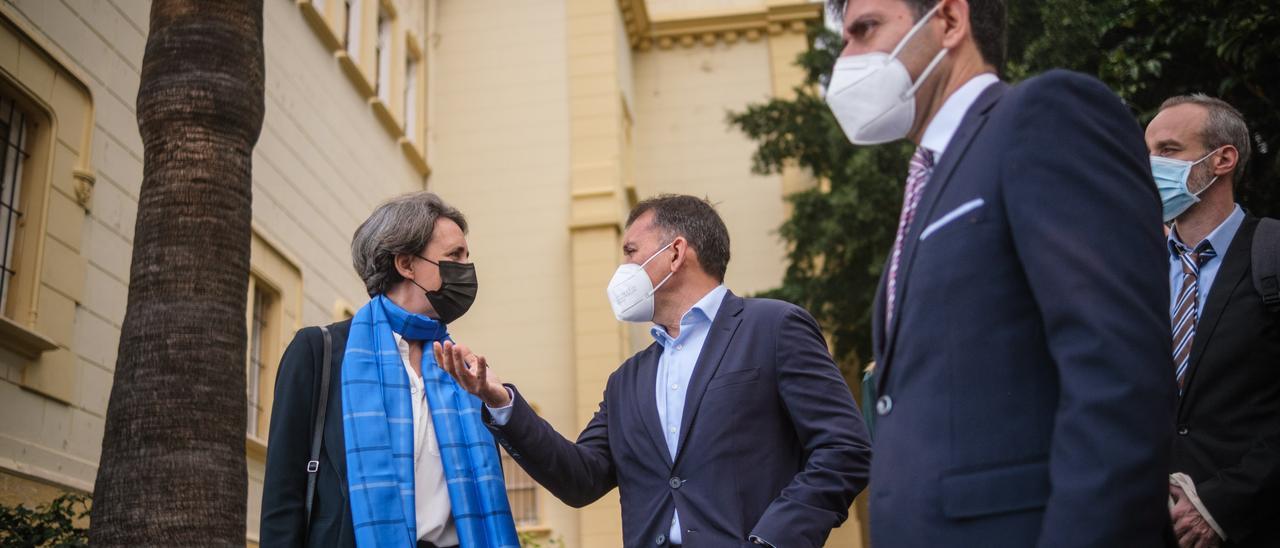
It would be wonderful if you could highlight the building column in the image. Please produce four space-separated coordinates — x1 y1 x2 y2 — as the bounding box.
566 0 630 544
765 2 822 207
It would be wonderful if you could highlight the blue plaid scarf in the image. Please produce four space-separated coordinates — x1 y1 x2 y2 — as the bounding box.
342 295 520 547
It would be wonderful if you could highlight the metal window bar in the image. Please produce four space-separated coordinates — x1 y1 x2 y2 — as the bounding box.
501 452 540 526
247 284 270 437
0 95 28 314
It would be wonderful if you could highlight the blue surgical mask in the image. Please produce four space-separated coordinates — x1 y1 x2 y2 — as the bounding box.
1151 148 1222 223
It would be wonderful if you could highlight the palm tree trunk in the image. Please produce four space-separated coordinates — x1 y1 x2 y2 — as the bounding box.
91 0 265 544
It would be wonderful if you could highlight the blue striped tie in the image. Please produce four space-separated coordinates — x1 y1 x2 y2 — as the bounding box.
1172 243 1216 393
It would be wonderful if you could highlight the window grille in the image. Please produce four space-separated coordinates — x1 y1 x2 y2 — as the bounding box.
247 283 272 437
0 95 29 314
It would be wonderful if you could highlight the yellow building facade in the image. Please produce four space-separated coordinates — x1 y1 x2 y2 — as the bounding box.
0 0 865 545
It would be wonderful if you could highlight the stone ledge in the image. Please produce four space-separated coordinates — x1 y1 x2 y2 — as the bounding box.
0 315 58 360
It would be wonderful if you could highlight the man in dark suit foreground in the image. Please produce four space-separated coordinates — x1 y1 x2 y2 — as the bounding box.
435 195 872 548
1147 94 1280 548
826 0 1175 545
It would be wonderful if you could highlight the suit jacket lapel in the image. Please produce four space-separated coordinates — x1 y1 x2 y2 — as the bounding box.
633 345 675 467
871 269 888 366
880 82 1007 392
1179 217 1257 416
673 292 744 466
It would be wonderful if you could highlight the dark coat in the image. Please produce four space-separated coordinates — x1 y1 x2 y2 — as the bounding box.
869 71 1177 547
486 292 872 548
1171 216 1280 547
260 320 355 548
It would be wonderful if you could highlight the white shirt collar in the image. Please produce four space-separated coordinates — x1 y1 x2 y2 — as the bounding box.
919 73 1000 161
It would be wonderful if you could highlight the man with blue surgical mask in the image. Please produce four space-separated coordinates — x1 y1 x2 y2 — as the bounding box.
826 0 1176 546
1147 95 1280 548
435 194 872 547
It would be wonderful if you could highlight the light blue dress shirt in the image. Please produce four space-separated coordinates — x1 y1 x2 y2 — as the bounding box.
1168 205 1245 319
651 284 727 545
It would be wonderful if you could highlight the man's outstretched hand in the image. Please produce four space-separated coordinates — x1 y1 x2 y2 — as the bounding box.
433 341 512 408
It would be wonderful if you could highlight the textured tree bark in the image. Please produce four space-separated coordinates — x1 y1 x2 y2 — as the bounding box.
91 0 265 544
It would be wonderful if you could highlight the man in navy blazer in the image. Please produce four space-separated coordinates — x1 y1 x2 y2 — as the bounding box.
435 195 872 547
827 0 1175 546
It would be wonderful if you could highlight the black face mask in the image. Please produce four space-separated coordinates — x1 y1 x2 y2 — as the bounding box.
409 255 478 324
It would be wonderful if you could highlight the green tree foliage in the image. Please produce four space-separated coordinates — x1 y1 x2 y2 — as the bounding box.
729 1 1278 372
0 494 90 547
1008 0 1279 216
728 26 909 370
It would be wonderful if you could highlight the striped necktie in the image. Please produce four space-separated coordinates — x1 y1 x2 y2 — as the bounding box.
1172 243 1217 393
886 147 935 331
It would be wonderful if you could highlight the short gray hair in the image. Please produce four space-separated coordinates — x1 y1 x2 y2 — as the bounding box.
1160 94 1252 184
351 192 468 296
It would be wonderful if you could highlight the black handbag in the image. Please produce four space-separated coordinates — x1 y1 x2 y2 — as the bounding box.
304 325 333 530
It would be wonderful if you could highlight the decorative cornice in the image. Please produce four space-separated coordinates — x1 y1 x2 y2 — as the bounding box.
618 0 652 47
618 1 822 51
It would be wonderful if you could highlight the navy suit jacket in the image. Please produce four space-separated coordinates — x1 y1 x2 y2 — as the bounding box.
869 71 1176 547
486 292 872 548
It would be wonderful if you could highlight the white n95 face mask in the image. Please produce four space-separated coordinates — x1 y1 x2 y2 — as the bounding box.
607 241 675 323
825 2 947 145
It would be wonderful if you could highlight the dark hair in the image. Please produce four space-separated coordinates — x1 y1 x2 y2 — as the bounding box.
1159 94 1252 185
626 194 731 282
351 191 468 296
828 0 1007 71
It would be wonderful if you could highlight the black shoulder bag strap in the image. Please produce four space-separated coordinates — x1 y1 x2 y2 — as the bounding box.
1254 218 1280 313
305 325 334 529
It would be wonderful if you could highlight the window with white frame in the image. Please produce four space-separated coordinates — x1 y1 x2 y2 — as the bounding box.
246 278 277 438
375 6 392 103
403 51 419 142
0 94 28 314
502 449 540 526
344 0 361 59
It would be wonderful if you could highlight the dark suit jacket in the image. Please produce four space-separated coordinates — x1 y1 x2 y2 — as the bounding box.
486 292 872 548
260 320 356 548
869 71 1177 547
1172 216 1280 547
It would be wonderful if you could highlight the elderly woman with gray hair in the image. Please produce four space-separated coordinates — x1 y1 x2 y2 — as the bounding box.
260 191 519 548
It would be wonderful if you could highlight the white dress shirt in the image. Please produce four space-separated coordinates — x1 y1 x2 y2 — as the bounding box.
393 333 459 546
919 72 1000 160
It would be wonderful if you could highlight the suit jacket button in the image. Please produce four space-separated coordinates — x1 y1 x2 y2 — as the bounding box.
656 534 666 545
876 395 893 416
1177 425 1189 436
669 477 682 489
